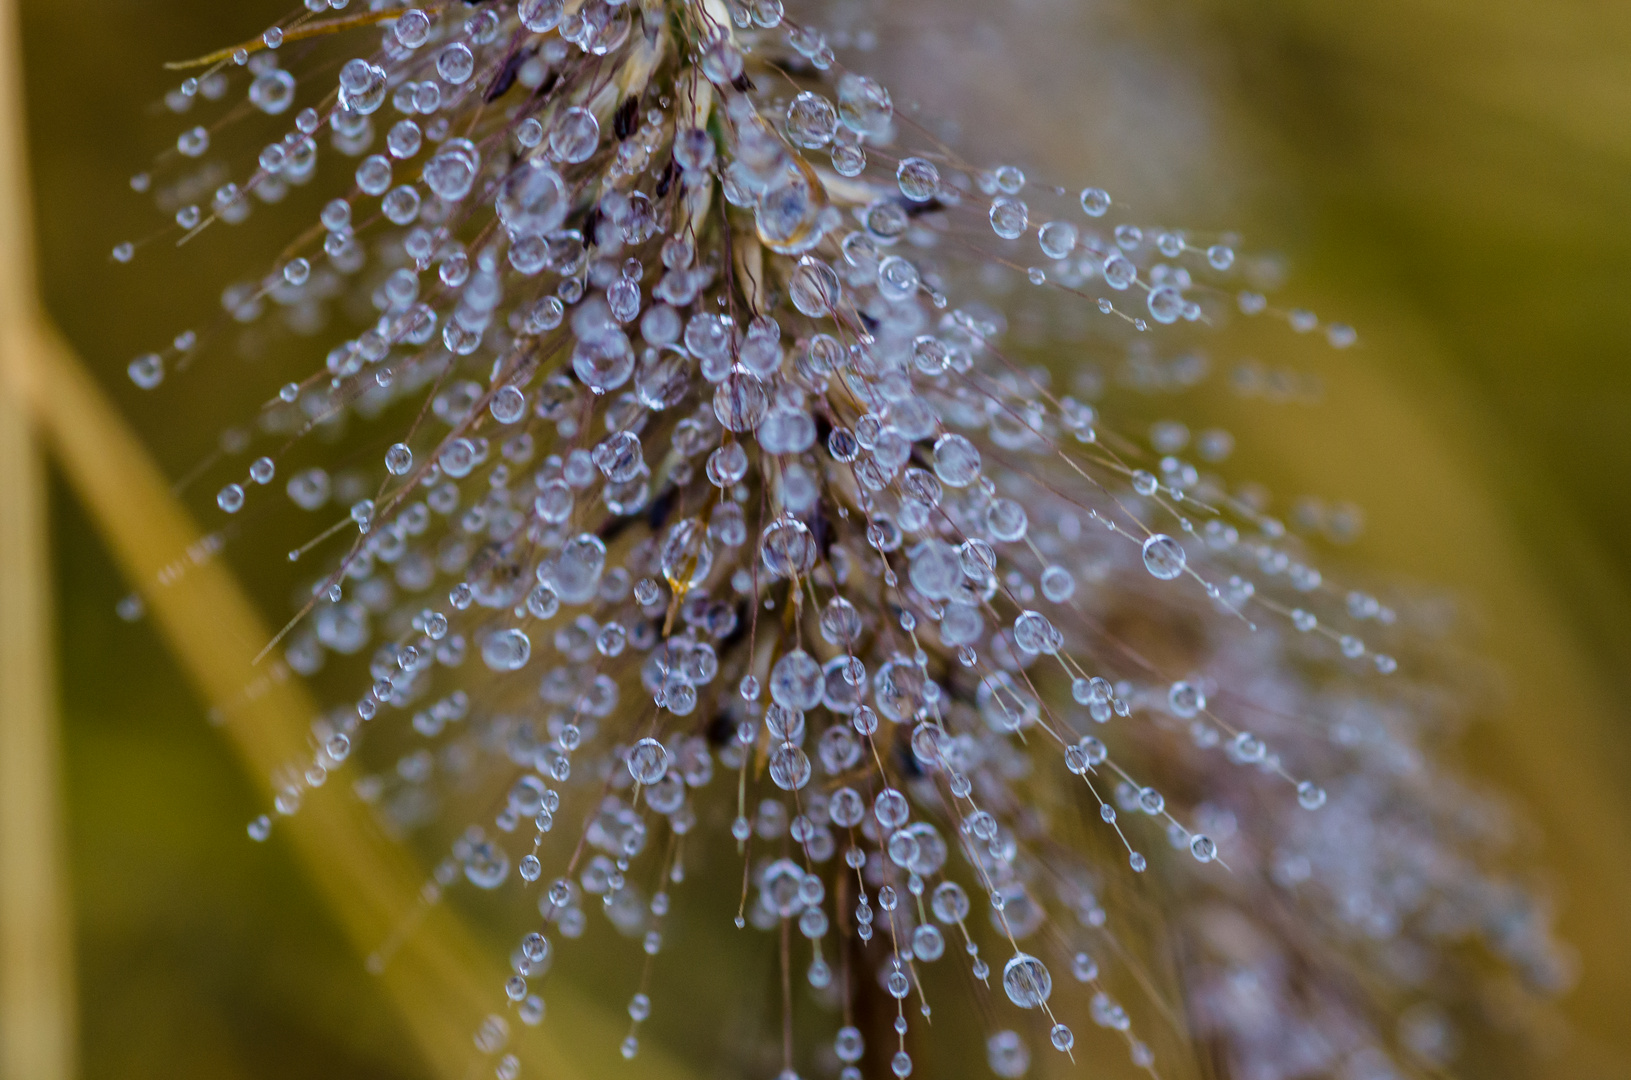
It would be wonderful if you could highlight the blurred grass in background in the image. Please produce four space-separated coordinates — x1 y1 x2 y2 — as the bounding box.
12 0 1631 1076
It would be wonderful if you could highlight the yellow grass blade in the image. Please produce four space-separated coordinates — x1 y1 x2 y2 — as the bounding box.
0 0 73 1072
0 354 75 1080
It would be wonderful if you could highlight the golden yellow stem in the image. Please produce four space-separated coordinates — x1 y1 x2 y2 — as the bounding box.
0 0 74 1074
0 337 75 1080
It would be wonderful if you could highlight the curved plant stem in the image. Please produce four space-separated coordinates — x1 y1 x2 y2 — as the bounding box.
0 320 75 1080
0 0 74 1075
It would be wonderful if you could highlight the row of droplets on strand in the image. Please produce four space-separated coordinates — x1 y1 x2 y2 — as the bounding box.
110 4 1453 1080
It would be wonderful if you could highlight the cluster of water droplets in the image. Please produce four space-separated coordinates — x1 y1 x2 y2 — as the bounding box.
116 3 1571 1080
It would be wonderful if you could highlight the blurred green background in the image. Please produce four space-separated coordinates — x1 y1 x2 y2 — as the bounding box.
14 0 1631 1077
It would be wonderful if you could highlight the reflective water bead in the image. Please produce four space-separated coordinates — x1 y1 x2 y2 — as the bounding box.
1328 323 1359 348
706 443 748 487
1012 611 1062 655
786 91 838 148
490 386 527 424
393 8 431 47
714 372 769 432
424 140 480 200
910 335 949 375
1148 284 1185 324
1002 954 1052 1008
826 425 860 462
355 154 392 195
127 353 163 389
628 738 668 785
1040 565 1074 602
1232 731 1266 763
176 125 208 157
760 516 817 577
550 106 600 163
1168 681 1205 717
819 596 863 646
769 650 824 711
217 483 245 513
830 141 865 176
985 498 1028 542
1038 220 1077 259
382 186 421 225
769 743 812 790
1297 781 1327 810
1141 534 1186 579
320 198 351 232
863 199 908 242
436 42 475 84
1063 743 1090 775
932 434 981 487
877 256 919 301
249 68 295 115
1079 187 1111 217
412 81 441 115
874 788 909 829
482 628 532 671
463 843 510 889
836 72 891 137
789 256 841 316
987 1032 1029 1078
896 157 939 202
989 196 1028 240
930 881 969 924
519 0 565 31
673 128 714 173
516 117 544 149
1103 253 1136 289
700 40 743 83
338 59 387 114
1050 1024 1074 1053
387 119 423 159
